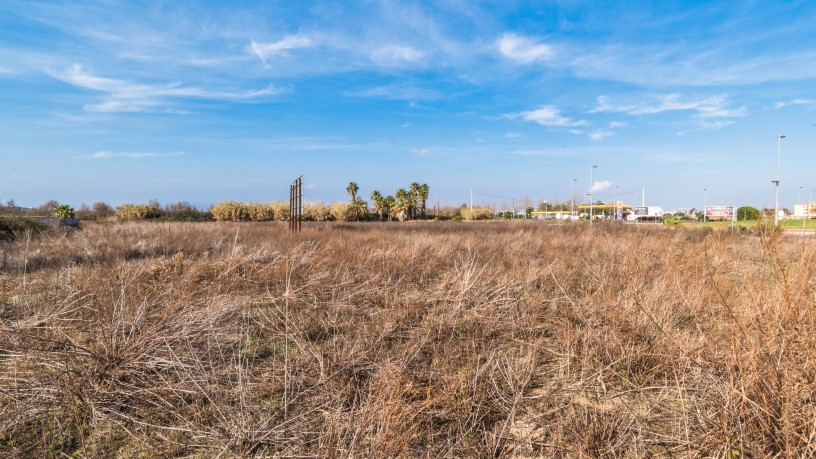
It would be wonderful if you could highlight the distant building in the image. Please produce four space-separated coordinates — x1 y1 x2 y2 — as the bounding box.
575 202 631 219
531 210 574 220
794 203 816 218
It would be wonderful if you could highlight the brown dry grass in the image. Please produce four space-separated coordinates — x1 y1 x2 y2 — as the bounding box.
1 221 815 457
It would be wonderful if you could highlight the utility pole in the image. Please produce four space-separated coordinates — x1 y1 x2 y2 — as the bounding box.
470 189 473 212
774 134 785 226
641 188 645 207
590 165 597 225
571 178 577 221
614 185 618 220
703 188 707 224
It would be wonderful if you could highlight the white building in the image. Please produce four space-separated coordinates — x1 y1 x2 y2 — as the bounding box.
794 203 816 218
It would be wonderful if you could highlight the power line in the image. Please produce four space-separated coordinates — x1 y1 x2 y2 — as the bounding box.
471 190 527 202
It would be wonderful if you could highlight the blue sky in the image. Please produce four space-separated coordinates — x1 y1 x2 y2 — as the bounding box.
2 0 816 210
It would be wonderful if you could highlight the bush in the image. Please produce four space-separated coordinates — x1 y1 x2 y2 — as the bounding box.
460 207 493 221
737 206 760 221
270 202 290 221
52 204 75 219
304 203 335 221
210 201 251 222
162 210 214 222
116 203 160 220
0 215 46 241
329 202 350 222
246 203 275 221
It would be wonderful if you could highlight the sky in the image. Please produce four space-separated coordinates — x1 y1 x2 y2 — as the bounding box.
2 0 816 210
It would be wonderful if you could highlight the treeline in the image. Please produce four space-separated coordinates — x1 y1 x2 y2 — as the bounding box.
350 181 431 222
0 181 447 223
0 199 214 222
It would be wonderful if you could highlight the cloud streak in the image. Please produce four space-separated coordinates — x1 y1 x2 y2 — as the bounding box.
370 45 426 67
508 105 588 127
496 33 554 63
84 151 186 159
52 64 282 112
248 35 313 64
591 94 745 118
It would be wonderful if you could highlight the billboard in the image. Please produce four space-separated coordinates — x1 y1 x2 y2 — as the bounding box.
705 206 735 220
632 206 649 216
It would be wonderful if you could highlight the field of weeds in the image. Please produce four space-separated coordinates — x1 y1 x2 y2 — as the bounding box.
1 221 815 457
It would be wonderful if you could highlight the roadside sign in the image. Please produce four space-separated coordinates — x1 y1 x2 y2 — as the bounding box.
705 206 736 220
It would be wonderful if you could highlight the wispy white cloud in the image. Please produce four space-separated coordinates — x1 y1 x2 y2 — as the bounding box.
508 105 589 127
775 98 816 109
343 83 441 101
84 151 185 159
676 119 735 136
588 181 613 193
591 93 744 135
496 33 554 63
505 132 521 139
248 35 312 64
370 45 426 67
591 94 745 118
410 148 429 156
588 130 615 141
52 64 282 112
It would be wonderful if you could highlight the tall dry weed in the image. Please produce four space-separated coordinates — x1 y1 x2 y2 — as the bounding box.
0 221 815 457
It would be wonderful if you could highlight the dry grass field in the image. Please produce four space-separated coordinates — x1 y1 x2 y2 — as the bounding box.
1 221 815 457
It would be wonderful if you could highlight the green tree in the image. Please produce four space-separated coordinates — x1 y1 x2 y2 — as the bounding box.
737 206 760 221
346 182 359 202
370 190 384 221
347 198 368 221
404 183 421 219
384 195 395 221
52 204 75 219
418 183 429 218
394 188 410 221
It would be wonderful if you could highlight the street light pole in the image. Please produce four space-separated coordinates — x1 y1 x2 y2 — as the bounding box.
703 188 707 224
590 165 597 225
571 179 577 222
614 185 619 220
774 134 785 226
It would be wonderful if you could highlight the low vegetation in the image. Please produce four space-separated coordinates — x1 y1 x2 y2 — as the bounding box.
1 221 815 456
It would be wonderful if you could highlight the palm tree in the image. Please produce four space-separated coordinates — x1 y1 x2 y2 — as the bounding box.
384 195 395 221
409 182 421 219
52 204 75 219
394 188 410 221
418 183 429 218
346 182 359 202
370 190 384 221
348 198 368 221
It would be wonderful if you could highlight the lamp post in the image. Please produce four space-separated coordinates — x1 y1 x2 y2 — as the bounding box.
703 188 707 224
571 179 577 221
613 185 619 220
774 134 785 226
589 165 597 225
